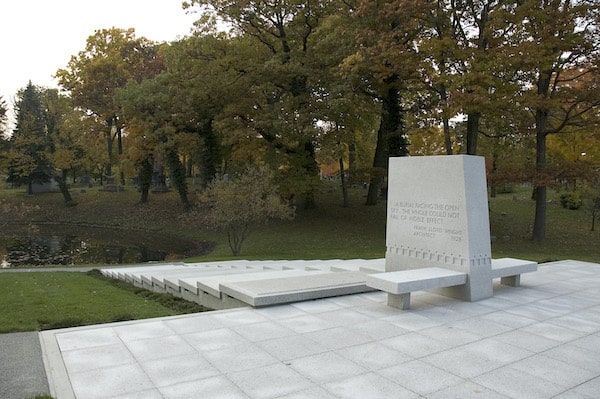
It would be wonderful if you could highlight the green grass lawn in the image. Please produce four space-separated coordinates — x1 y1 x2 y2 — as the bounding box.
489 187 600 263
0 271 206 333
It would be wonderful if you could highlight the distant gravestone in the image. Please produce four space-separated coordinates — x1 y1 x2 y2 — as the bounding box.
151 163 169 193
80 176 92 188
385 155 492 301
30 179 58 193
99 175 124 192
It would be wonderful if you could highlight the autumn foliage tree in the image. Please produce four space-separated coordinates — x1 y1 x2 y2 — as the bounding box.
341 0 424 205
43 89 97 206
504 0 600 241
185 0 342 208
56 28 164 181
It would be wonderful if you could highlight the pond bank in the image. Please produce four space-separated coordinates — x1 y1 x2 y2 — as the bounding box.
1 222 214 268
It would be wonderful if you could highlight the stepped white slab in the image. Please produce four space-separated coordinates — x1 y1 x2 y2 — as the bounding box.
163 268 266 292
220 271 372 306
195 269 331 298
147 267 259 289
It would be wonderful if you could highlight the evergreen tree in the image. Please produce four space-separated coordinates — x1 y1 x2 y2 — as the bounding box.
7 82 52 194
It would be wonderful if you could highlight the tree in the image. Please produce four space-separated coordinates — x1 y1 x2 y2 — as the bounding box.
479 129 533 197
450 0 499 155
185 0 341 208
56 28 164 182
310 10 380 207
413 0 538 157
406 0 600 241
342 0 423 205
117 35 236 207
506 0 600 241
6 82 52 194
412 0 459 155
408 126 461 156
4 83 96 205
547 129 600 191
117 75 193 208
42 89 97 206
120 122 155 204
156 36 231 188
193 166 295 256
583 188 600 232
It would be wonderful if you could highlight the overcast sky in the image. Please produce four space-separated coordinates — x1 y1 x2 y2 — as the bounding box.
1 0 199 125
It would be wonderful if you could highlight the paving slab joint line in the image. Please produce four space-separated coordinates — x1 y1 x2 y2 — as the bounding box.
556 374 598 398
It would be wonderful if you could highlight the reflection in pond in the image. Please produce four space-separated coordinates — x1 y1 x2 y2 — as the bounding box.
0 225 210 268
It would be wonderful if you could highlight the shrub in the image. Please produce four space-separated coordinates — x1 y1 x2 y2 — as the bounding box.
559 192 582 210
193 166 295 256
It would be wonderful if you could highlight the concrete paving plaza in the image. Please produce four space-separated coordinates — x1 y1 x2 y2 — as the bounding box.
40 259 600 399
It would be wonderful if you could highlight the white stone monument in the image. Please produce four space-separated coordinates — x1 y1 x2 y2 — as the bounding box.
385 155 493 301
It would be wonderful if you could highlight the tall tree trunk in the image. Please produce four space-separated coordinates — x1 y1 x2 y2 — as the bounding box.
138 155 153 204
302 141 319 209
532 111 548 242
439 84 453 155
443 117 453 155
55 171 76 206
348 142 356 182
366 85 406 206
366 128 387 206
200 123 220 187
165 148 189 209
532 71 552 242
117 125 125 185
339 156 349 208
185 156 193 178
466 112 480 155
105 118 114 177
490 148 498 198
117 125 123 154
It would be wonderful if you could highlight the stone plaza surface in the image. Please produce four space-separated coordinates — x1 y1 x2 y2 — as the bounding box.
40 259 600 399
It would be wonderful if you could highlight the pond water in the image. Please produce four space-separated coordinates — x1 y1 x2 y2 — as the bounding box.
0 225 211 268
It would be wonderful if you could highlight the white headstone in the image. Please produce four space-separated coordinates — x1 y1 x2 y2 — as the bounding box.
385 155 492 301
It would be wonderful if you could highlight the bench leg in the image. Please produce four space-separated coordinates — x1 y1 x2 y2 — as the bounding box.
500 275 520 287
388 293 411 310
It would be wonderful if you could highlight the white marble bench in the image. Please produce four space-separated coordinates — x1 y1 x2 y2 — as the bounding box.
366 267 468 310
491 257 538 287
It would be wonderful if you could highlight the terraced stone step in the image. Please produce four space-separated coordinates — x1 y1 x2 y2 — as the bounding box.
220 271 373 306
